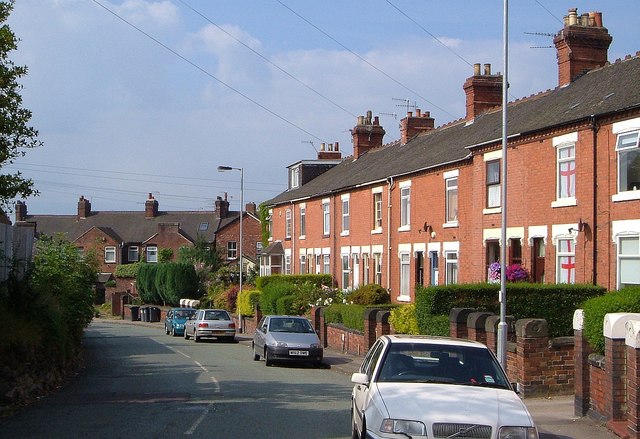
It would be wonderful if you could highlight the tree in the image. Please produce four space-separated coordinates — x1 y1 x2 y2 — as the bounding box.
0 1 41 209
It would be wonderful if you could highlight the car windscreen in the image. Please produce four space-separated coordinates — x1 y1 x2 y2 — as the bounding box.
204 310 230 320
376 342 510 388
268 318 315 333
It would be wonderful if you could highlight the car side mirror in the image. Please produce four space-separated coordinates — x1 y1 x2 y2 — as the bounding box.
351 372 370 386
512 382 521 394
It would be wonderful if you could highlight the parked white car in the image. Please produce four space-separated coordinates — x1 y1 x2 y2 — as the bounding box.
184 309 236 343
351 335 538 439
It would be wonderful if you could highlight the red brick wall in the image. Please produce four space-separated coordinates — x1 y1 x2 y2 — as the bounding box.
326 325 366 357
216 215 262 263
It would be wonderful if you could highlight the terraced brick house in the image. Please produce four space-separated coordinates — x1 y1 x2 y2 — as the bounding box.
263 8 640 303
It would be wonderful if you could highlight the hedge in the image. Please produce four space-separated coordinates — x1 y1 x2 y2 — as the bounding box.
582 287 640 354
256 274 332 290
415 283 604 337
114 262 141 278
137 263 199 306
237 289 261 317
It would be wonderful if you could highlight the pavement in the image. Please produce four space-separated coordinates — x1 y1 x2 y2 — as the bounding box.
100 317 621 439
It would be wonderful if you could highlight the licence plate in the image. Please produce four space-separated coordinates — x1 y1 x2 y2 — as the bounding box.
289 350 309 356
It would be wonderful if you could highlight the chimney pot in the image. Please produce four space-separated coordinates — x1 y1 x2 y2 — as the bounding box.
484 63 491 75
320 142 325 151
473 63 481 75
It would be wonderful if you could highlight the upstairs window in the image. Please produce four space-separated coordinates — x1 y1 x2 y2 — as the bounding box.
285 209 292 239
290 167 300 189
400 185 411 228
486 160 501 208
445 176 458 223
557 143 576 199
227 241 237 260
342 197 350 234
616 131 640 192
322 201 330 236
373 192 383 230
299 205 306 237
104 246 116 263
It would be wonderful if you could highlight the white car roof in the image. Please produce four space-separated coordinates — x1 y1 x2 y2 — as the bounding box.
382 334 489 349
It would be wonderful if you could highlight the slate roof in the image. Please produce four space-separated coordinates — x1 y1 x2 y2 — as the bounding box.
267 55 640 206
21 210 242 244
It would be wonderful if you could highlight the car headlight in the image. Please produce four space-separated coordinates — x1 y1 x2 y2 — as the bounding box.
499 426 539 439
310 343 321 349
380 419 426 436
275 341 288 347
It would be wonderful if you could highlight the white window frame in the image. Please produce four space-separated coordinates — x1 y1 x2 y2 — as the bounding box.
617 235 640 289
290 166 300 189
146 245 158 263
299 204 306 238
486 159 501 209
342 254 350 290
315 254 321 274
322 200 330 236
341 195 350 235
127 245 139 262
363 253 370 285
285 209 292 239
300 254 306 274
556 238 576 284
554 141 577 206
399 252 411 298
284 254 291 275
323 254 330 274
227 241 238 260
445 251 458 285
104 246 116 263
399 182 411 231
616 130 640 194
373 191 383 231
445 176 458 224
374 253 382 285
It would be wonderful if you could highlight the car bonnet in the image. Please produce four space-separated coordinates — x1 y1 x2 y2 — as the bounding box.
268 331 320 346
373 382 534 428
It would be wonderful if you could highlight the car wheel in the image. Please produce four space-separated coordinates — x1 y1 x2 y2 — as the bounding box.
252 343 260 361
184 328 190 340
170 326 176 337
264 348 273 366
165 325 170 335
194 331 200 343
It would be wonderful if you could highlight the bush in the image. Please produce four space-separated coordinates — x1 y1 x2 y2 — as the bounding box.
323 304 368 332
347 284 390 305
415 283 604 337
237 289 261 317
114 262 140 278
259 280 297 315
423 315 450 336
389 304 420 334
583 287 640 354
276 295 296 315
256 274 332 290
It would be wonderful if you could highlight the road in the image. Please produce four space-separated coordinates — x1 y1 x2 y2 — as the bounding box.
0 320 353 438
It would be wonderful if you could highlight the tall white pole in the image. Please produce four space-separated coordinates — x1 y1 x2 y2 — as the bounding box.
239 167 244 333
497 0 509 367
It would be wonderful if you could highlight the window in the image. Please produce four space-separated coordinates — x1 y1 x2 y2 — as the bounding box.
446 176 458 223
323 254 330 274
374 253 382 285
146 245 158 263
227 241 237 259
445 251 458 284
256 242 263 254
486 240 500 281
290 167 300 189
266 210 273 240
285 209 292 239
322 201 330 235
128 246 139 262
556 239 575 284
299 205 306 237
373 192 382 229
400 186 411 228
342 255 350 289
300 254 306 274
400 253 410 296
486 160 501 208
104 246 116 263
557 143 576 199
415 251 424 286
284 254 291 274
198 222 209 231
342 197 350 234
616 131 640 192
618 236 640 289
315 254 321 274
363 253 370 285
429 251 439 286
352 253 360 288
509 238 522 266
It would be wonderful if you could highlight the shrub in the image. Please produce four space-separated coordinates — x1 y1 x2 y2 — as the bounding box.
389 304 420 334
347 284 390 305
237 289 261 317
259 280 297 315
423 315 450 336
323 304 368 332
276 295 296 315
583 287 640 354
114 262 140 278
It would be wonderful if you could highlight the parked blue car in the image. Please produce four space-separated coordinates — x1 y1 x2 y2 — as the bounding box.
164 308 196 336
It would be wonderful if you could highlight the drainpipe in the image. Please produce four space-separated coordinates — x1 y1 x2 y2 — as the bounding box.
386 177 395 292
590 116 599 286
291 201 295 274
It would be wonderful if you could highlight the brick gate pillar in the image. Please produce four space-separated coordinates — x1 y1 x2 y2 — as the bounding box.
449 308 475 339
467 312 493 345
573 309 592 417
515 318 549 397
376 310 391 339
625 320 640 439
364 308 380 351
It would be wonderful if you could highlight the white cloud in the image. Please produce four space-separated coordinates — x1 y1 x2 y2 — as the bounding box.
112 0 180 27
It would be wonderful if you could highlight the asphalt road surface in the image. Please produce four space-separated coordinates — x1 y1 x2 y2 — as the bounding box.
0 320 353 438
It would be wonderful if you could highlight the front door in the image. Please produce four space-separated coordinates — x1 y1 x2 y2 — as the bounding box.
532 237 546 283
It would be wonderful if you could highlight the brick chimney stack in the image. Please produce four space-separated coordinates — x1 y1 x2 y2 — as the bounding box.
145 193 159 218
245 202 257 216
78 195 91 219
463 63 502 121
553 9 612 87
215 194 230 219
400 109 435 145
317 142 342 160
15 200 27 222
351 110 386 158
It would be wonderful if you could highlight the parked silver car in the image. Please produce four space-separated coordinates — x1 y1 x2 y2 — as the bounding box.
252 315 323 367
184 309 236 343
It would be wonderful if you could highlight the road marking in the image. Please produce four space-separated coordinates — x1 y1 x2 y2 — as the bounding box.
194 360 207 372
210 376 221 393
184 403 214 435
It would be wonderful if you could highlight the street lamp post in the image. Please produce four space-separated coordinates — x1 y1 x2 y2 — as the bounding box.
217 165 244 333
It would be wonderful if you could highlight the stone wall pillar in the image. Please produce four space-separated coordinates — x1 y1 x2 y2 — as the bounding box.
449 308 475 339
515 318 549 397
376 310 391 339
467 312 493 345
626 320 640 439
573 309 592 416
319 307 327 348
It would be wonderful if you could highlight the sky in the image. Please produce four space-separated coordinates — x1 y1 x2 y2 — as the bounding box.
5 0 640 215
